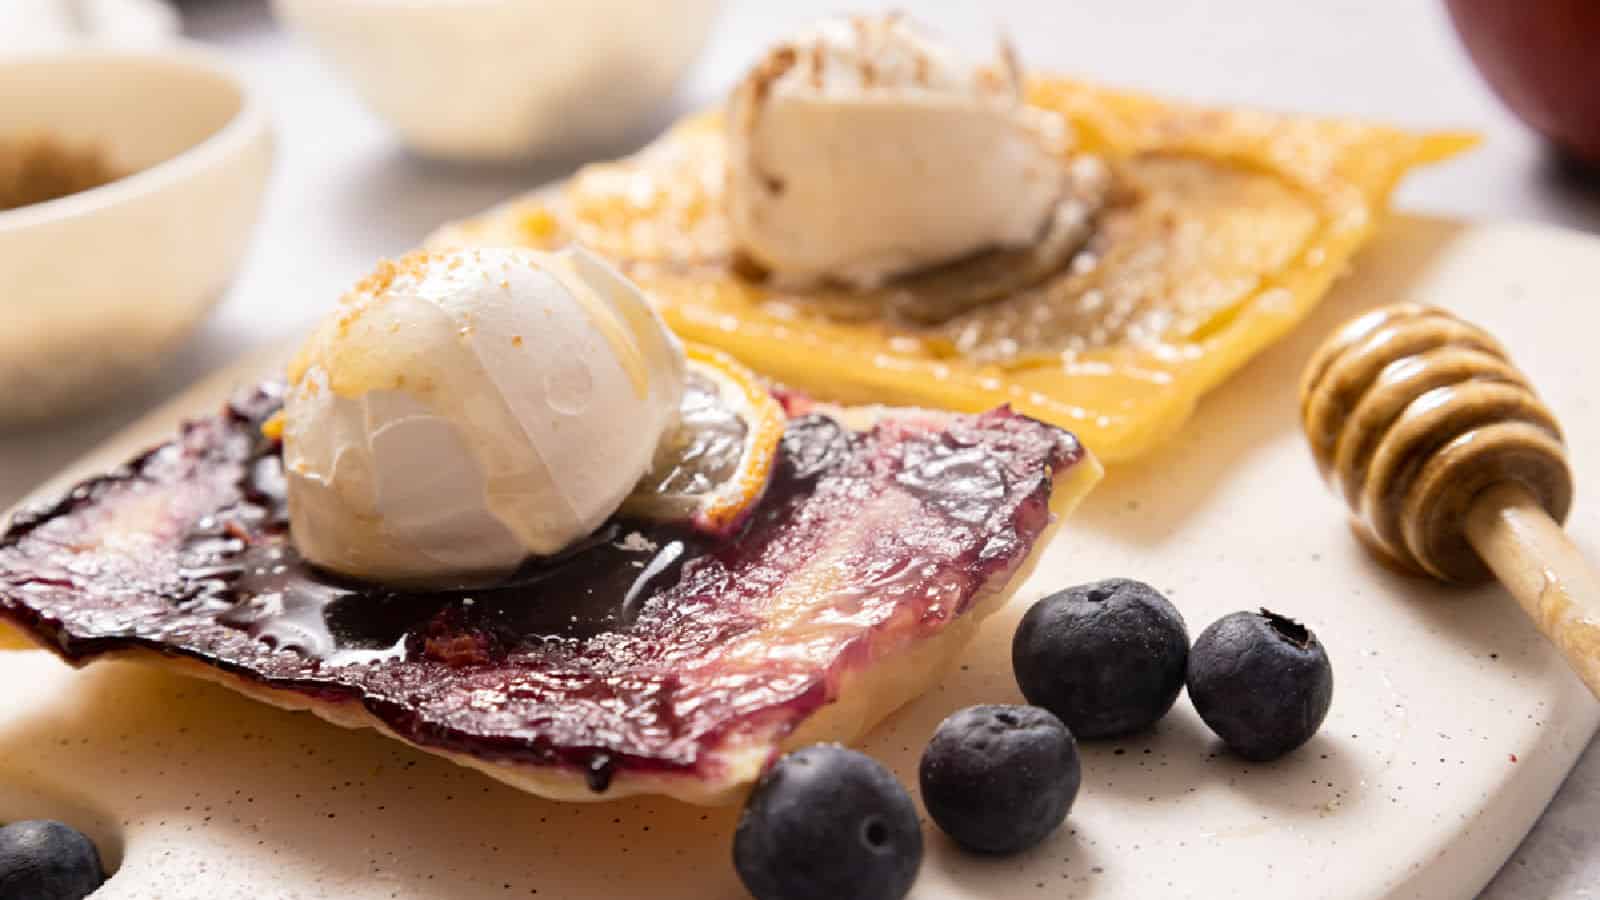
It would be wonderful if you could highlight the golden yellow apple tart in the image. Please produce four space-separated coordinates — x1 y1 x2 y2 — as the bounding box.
431 15 1473 462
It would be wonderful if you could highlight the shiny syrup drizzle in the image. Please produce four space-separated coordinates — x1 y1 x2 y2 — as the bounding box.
160 413 850 792
175 409 1011 673
175 453 708 674
164 379 756 691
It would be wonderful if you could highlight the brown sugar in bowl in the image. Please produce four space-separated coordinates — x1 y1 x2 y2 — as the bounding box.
0 44 272 425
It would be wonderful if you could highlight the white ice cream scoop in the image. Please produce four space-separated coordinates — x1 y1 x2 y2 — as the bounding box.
725 13 1070 289
282 246 687 586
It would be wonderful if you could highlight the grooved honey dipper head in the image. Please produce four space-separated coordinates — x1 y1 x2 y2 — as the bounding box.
1299 304 1573 584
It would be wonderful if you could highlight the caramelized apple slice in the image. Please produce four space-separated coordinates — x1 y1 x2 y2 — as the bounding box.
0 388 1099 804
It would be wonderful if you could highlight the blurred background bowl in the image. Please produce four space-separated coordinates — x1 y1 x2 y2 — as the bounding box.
271 0 721 164
0 44 273 426
0 0 180 53
1447 0 1600 166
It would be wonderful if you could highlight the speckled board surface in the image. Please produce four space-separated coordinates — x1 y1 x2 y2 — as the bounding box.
1 215 1598 898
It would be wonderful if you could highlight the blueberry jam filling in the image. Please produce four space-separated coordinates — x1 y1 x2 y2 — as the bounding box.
0 387 1081 789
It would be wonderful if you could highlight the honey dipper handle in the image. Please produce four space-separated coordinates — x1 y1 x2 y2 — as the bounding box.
1465 482 1600 700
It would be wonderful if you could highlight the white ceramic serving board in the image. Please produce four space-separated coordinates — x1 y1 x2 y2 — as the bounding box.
2 214 1598 899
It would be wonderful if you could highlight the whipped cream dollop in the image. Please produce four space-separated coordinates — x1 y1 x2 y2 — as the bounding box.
725 13 1070 289
282 246 686 586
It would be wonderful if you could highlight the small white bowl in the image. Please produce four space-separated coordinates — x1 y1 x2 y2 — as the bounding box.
0 44 273 425
272 0 720 163
0 0 180 53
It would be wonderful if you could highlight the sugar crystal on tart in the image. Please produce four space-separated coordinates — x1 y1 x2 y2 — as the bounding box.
0 246 1100 804
430 12 1476 463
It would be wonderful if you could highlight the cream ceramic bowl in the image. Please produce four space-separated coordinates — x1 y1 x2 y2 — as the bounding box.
0 44 273 425
272 0 720 162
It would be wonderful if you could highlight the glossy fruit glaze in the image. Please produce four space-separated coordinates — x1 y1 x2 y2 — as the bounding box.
0 386 1083 792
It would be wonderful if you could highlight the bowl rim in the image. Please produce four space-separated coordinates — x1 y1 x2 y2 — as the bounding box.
0 41 273 234
270 0 721 26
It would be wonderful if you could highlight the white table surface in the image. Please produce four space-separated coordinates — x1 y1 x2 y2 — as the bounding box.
4 1 1598 896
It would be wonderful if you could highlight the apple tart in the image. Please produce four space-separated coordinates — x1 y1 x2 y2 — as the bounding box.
434 79 1470 462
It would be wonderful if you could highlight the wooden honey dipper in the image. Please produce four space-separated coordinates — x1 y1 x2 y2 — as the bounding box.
1300 303 1600 699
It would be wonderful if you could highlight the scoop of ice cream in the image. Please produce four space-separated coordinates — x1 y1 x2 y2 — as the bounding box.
282 245 686 586
725 13 1070 289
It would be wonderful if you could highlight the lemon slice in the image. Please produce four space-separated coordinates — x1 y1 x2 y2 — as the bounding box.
622 344 785 536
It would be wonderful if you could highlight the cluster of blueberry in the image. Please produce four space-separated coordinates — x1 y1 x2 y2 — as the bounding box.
1015 579 1335 760
0 820 105 900
732 578 1334 900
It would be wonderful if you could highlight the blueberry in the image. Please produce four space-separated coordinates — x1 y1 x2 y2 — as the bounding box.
0 820 105 900
1012 578 1189 739
1187 608 1333 761
734 744 922 900
919 705 1079 855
